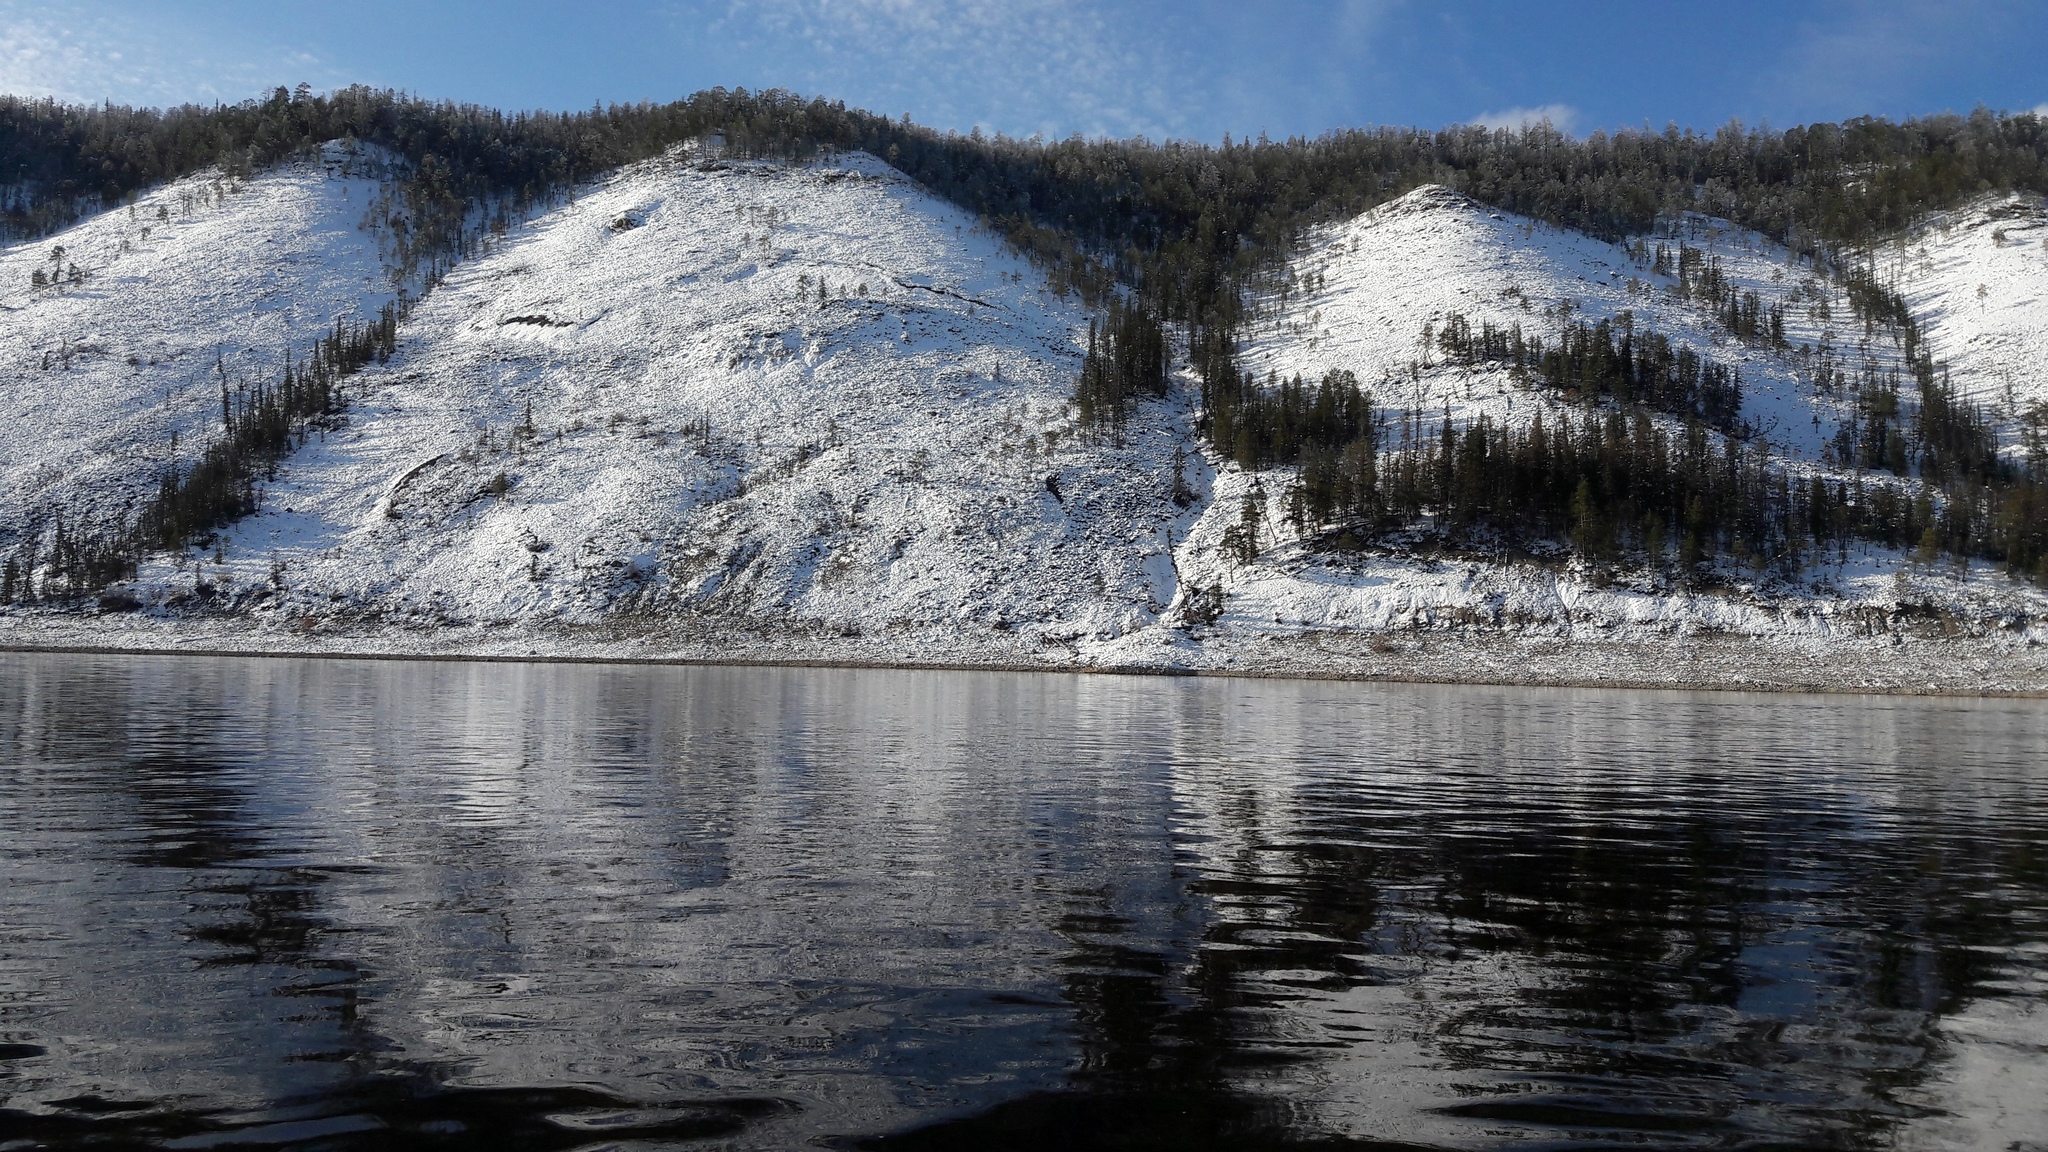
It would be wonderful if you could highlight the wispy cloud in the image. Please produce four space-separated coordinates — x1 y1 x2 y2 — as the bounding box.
1470 103 1577 134
1 6 141 103
0 0 342 107
685 0 1415 140
695 0 1183 138
1756 0 2046 121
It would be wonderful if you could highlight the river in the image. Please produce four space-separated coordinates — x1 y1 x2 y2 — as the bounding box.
1 653 2043 1148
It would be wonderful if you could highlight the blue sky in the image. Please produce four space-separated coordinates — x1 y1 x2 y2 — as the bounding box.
3 1 2042 141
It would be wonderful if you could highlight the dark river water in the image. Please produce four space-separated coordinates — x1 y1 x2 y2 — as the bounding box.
1 653 2044 1150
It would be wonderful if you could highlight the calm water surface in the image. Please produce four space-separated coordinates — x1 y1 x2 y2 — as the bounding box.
1 653 2044 1149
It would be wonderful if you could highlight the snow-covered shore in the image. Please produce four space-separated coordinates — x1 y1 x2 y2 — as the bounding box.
5 610 2044 696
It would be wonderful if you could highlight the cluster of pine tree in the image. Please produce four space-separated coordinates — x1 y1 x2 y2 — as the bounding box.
1072 296 1167 431
1199 363 1374 474
1916 368 2006 486
1434 312 1745 434
1812 263 2007 491
0 517 135 605
1645 242 1787 344
145 309 398 548
1189 293 2043 582
0 309 397 605
1282 408 2046 584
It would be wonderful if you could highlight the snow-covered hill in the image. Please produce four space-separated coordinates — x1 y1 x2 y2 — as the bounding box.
119 151 1193 644
0 150 394 556
1234 185 1916 460
1161 185 2048 649
2 160 2044 685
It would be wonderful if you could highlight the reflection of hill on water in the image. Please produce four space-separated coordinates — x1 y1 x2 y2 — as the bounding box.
1 656 2044 1148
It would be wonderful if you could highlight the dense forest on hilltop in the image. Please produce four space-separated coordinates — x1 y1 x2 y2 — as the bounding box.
4 85 2047 595
8 85 2047 301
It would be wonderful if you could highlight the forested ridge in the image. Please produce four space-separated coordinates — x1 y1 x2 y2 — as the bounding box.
9 85 2046 296
4 85 2047 597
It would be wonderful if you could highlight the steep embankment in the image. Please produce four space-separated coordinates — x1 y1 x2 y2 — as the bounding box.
0 148 395 560
118 151 1195 644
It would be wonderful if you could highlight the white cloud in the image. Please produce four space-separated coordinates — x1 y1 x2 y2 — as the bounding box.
1470 103 1577 134
0 7 121 103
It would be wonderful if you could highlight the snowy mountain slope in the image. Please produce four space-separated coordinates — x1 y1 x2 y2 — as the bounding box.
1237 186 1885 460
0 152 394 554
128 151 1196 643
1892 193 2048 421
3 158 2043 673
1145 185 2048 648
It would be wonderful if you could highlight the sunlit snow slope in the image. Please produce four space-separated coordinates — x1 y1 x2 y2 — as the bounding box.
9 162 2045 654
1163 185 2048 638
140 152 1192 640
1237 186 1874 459
1893 194 2048 422
0 153 393 554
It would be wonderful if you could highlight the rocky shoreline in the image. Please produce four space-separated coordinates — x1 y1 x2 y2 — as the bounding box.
6 611 2044 697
